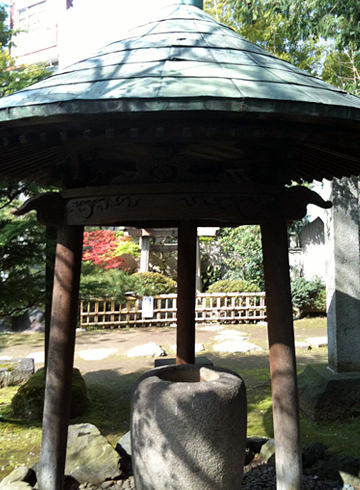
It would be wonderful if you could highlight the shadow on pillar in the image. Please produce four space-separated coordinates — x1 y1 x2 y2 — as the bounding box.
298 291 360 422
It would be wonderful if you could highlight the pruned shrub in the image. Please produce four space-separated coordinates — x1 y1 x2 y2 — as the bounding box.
132 272 177 296
291 274 326 316
207 279 261 294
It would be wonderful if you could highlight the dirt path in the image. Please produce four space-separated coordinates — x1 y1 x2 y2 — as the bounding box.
0 319 328 378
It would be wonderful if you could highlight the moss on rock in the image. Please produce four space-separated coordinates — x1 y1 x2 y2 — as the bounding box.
10 367 88 421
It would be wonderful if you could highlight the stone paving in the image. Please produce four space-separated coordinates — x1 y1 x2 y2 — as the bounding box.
0 324 328 365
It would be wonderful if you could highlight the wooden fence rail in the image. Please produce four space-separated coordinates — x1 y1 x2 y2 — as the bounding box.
80 292 266 329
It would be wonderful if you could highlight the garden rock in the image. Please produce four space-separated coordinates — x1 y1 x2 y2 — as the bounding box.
309 455 360 485
244 437 268 466
65 424 122 485
303 442 328 468
0 309 44 334
62 475 81 489
0 466 36 487
115 434 133 481
0 483 32 489
0 358 34 388
10 368 88 421
116 432 132 456
258 438 275 463
246 437 268 455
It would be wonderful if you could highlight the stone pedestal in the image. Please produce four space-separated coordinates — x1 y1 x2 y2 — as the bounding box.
298 364 360 421
324 176 360 373
298 177 360 421
131 364 247 490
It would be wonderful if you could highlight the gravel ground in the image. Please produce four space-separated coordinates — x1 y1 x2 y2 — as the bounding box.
242 464 345 490
77 467 346 490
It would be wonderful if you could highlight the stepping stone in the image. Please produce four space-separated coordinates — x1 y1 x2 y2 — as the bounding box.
127 342 165 358
26 352 44 364
295 341 311 350
214 330 248 341
77 348 118 361
213 340 262 353
171 343 205 354
305 337 328 348
0 355 12 361
199 325 224 332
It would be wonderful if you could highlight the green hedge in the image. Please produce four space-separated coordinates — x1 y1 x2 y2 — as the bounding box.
132 272 177 296
80 267 176 302
290 275 325 309
207 279 261 294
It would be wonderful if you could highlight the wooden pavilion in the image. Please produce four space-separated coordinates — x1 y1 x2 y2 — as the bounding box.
1 1 360 489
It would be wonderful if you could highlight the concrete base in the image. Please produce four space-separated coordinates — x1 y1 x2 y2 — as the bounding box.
154 357 213 367
298 364 360 421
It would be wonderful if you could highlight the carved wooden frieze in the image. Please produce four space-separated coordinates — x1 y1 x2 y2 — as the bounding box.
12 186 332 227
67 196 140 222
66 192 278 225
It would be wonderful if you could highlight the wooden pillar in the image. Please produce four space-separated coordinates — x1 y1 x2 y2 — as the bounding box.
44 226 57 375
38 224 84 490
176 221 197 364
261 221 303 490
196 236 202 293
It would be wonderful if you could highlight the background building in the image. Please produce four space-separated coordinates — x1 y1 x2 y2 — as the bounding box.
10 0 170 70
10 0 67 68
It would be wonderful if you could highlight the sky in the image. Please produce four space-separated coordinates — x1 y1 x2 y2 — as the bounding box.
59 0 179 69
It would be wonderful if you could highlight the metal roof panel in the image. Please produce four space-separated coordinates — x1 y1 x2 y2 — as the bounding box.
0 2 359 123
30 62 165 89
158 76 241 97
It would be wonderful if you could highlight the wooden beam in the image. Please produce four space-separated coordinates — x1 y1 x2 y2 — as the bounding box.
64 185 330 226
261 221 303 490
38 225 84 490
176 221 197 365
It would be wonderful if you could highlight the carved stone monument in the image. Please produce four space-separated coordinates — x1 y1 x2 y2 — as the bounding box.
298 176 360 420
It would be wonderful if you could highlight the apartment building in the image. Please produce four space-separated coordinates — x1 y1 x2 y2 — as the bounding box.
10 0 71 67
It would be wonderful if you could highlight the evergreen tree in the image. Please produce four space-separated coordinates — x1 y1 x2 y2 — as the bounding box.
204 0 360 96
0 4 51 322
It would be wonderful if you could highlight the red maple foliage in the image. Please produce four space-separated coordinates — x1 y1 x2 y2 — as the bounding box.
82 229 125 269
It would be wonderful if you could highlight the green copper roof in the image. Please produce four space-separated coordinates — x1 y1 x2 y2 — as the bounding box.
0 2 360 122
